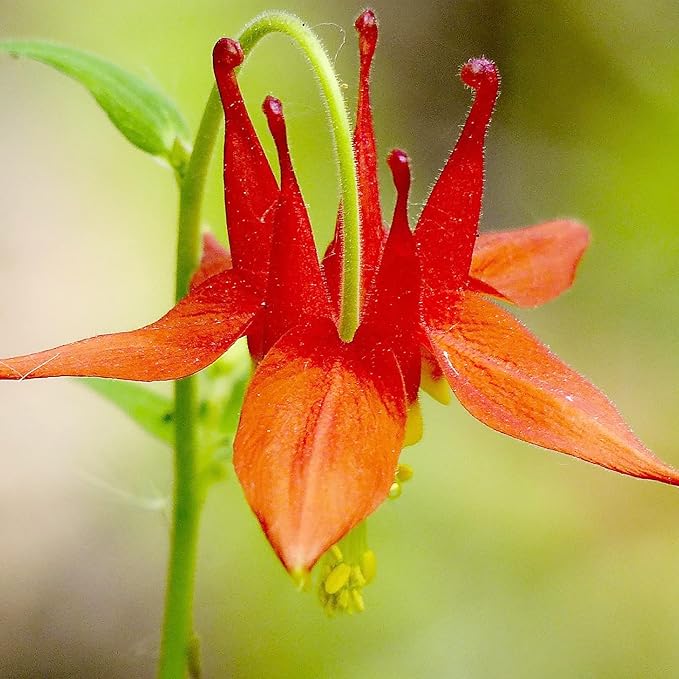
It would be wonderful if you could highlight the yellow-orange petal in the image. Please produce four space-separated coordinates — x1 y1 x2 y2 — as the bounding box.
0 270 257 381
468 220 590 307
233 318 407 571
427 291 679 485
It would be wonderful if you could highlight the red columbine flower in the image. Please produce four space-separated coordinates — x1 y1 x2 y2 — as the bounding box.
1 10 677 573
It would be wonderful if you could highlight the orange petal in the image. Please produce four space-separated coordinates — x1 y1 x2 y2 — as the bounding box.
0 270 257 381
233 318 407 571
427 291 679 485
468 220 590 307
189 232 232 291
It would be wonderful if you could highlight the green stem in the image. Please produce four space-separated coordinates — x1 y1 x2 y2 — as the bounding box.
157 83 222 679
159 377 201 679
238 11 362 341
174 88 222 299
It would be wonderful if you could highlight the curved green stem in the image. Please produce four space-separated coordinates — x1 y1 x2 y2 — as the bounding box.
179 11 363 340
158 11 362 677
238 11 362 341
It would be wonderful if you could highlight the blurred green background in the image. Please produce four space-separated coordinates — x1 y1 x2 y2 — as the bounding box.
1 0 678 677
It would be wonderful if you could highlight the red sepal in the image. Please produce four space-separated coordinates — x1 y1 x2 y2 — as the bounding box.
0 271 257 381
427 292 679 485
415 58 499 320
359 149 421 401
322 9 385 312
213 38 279 289
233 317 407 571
256 97 332 358
468 220 590 307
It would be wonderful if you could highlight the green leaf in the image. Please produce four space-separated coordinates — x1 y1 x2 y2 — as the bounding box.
81 378 174 445
0 40 190 171
78 343 251 455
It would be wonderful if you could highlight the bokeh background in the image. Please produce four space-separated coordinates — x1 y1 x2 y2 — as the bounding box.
1 0 678 677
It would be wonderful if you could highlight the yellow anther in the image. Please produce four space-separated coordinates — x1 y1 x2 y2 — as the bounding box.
397 463 414 483
421 363 451 405
360 550 376 584
314 524 376 615
404 400 423 446
351 589 365 613
318 588 329 607
337 589 350 609
350 565 366 588
388 481 402 499
324 563 351 594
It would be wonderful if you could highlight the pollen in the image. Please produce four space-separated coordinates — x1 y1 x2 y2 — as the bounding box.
316 524 376 616
404 400 423 446
324 563 351 594
389 462 415 501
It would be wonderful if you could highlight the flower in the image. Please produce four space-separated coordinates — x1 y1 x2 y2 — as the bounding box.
1 9 677 575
